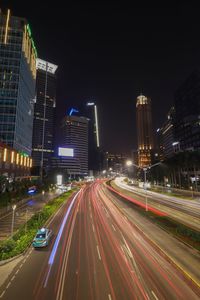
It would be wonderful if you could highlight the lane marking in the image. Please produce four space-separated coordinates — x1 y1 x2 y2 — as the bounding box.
48 190 81 266
19 263 23 269
122 235 133 259
151 290 159 300
0 291 5 298
96 245 101 260
11 275 15 281
92 224 95 233
108 294 112 300
44 191 81 289
112 224 116 231
56 200 80 300
6 282 11 289
15 269 19 275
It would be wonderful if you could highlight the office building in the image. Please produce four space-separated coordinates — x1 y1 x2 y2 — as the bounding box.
158 107 175 159
32 58 58 176
136 94 154 167
174 70 200 151
0 9 37 156
83 101 100 174
103 152 127 173
59 115 89 176
0 141 32 177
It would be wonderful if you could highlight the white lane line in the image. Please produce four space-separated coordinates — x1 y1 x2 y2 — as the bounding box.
56 191 82 300
15 269 19 275
96 245 101 260
108 294 112 300
92 224 95 233
10 275 15 281
151 290 159 300
6 282 11 289
19 263 23 269
0 291 5 298
122 235 133 259
112 224 116 231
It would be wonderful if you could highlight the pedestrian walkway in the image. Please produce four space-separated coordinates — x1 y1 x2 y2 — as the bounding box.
0 190 62 240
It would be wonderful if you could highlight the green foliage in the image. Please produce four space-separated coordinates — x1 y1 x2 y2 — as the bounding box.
0 190 74 261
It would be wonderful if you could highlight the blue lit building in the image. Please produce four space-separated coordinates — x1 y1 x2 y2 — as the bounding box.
0 9 37 156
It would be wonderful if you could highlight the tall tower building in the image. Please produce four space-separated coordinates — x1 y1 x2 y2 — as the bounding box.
0 9 37 156
136 94 154 167
61 115 89 176
32 58 58 176
85 101 100 174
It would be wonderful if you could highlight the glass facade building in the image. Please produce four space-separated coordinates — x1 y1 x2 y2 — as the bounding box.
174 70 200 151
60 115 89 176
0 9 36 156
32 58 57 175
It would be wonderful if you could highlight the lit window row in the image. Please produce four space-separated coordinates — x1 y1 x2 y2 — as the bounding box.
2 148 32 168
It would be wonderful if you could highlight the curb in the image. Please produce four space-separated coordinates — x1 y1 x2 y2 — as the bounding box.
0 190 77 266
0 253 23 266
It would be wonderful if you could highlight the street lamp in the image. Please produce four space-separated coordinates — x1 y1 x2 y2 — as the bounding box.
131 162 161 211
190 186 194 198
11 204 16 237
126 160 133 167
126 160 133 179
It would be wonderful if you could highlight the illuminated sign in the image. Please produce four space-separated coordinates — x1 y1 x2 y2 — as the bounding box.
58 147 74 157
28 186 37 195
68 108 79 116
57 175 62 186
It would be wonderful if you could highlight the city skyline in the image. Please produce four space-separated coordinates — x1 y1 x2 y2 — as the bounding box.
1 1 200 154
1 4 200 300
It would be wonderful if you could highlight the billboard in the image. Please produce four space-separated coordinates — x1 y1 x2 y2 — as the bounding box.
58 147 74 157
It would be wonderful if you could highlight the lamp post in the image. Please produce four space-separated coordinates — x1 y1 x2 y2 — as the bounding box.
11 204 16 237
126 160 133 179
190 186 194 198
130 162 161 212
143 167 148 211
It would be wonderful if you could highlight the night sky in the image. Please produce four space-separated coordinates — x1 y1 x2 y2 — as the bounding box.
2 1 200 155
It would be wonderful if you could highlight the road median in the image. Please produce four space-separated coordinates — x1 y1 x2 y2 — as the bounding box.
0 189 76 262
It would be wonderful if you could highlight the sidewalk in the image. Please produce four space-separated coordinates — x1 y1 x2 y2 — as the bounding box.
0 190 63 240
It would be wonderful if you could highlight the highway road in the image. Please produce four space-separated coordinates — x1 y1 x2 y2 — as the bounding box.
114 177 200 231
0 181 199 300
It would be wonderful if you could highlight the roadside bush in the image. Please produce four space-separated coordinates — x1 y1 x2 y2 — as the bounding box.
0 239 16 256
0 190 74 261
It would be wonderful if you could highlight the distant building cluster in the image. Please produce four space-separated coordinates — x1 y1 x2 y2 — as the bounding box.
0 9 100 181
1 9 200 184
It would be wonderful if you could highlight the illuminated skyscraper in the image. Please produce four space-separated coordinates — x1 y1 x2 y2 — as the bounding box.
0 9 37 156
136 94 154 167
32 59 58 176
85 102 100 174
61 115 89 176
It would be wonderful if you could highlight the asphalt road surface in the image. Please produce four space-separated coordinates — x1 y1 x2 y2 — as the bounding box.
0 181 199 300
114 177 200 231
